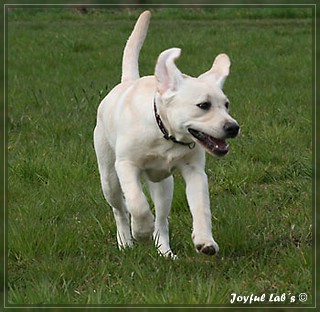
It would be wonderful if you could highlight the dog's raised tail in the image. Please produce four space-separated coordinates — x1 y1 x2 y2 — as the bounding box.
121 10 151 83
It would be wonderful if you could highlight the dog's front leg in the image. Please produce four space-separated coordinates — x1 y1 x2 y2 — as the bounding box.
115 160 154 241
180 163 219 256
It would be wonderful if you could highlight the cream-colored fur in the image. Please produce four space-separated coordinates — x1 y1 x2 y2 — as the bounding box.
94 10 239 258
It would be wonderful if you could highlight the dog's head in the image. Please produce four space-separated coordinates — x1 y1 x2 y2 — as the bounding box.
155 48 240 157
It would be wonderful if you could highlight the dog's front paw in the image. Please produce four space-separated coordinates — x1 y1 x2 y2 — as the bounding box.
195 243 218 255
133 230 153 241
131 213 154 242
192 234 219 256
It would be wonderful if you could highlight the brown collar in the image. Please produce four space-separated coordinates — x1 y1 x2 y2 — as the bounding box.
153 97 195 149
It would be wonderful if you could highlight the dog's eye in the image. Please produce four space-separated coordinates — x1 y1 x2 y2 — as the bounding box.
197 102 211 110
225 101 229 110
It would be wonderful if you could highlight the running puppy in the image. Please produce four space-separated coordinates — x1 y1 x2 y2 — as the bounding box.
94 11 240 258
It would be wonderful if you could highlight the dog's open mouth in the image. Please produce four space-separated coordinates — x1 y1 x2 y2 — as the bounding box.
188 128 229 157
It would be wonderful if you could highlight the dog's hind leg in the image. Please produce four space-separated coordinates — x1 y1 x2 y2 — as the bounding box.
146 176 176 259
94 127 133 249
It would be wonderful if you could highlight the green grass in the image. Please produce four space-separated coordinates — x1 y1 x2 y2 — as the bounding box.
6 7 313 306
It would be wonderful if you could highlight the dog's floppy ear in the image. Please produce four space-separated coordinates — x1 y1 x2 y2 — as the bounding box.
155 48 183 96
198 53 231 89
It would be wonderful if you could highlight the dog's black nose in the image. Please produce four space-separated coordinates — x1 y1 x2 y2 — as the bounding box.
224 122 240 138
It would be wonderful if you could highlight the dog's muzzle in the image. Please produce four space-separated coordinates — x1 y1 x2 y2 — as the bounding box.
188 122 240 157
223 122 240 139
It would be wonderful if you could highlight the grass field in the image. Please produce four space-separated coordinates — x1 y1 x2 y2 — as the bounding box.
6 6 314 306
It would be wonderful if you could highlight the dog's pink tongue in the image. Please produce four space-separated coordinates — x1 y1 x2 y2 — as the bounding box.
208 136 228 151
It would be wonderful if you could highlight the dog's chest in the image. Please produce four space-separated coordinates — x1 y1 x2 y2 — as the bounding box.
142 147 188 182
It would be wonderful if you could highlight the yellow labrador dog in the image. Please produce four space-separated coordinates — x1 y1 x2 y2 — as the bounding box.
94 11 239 258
